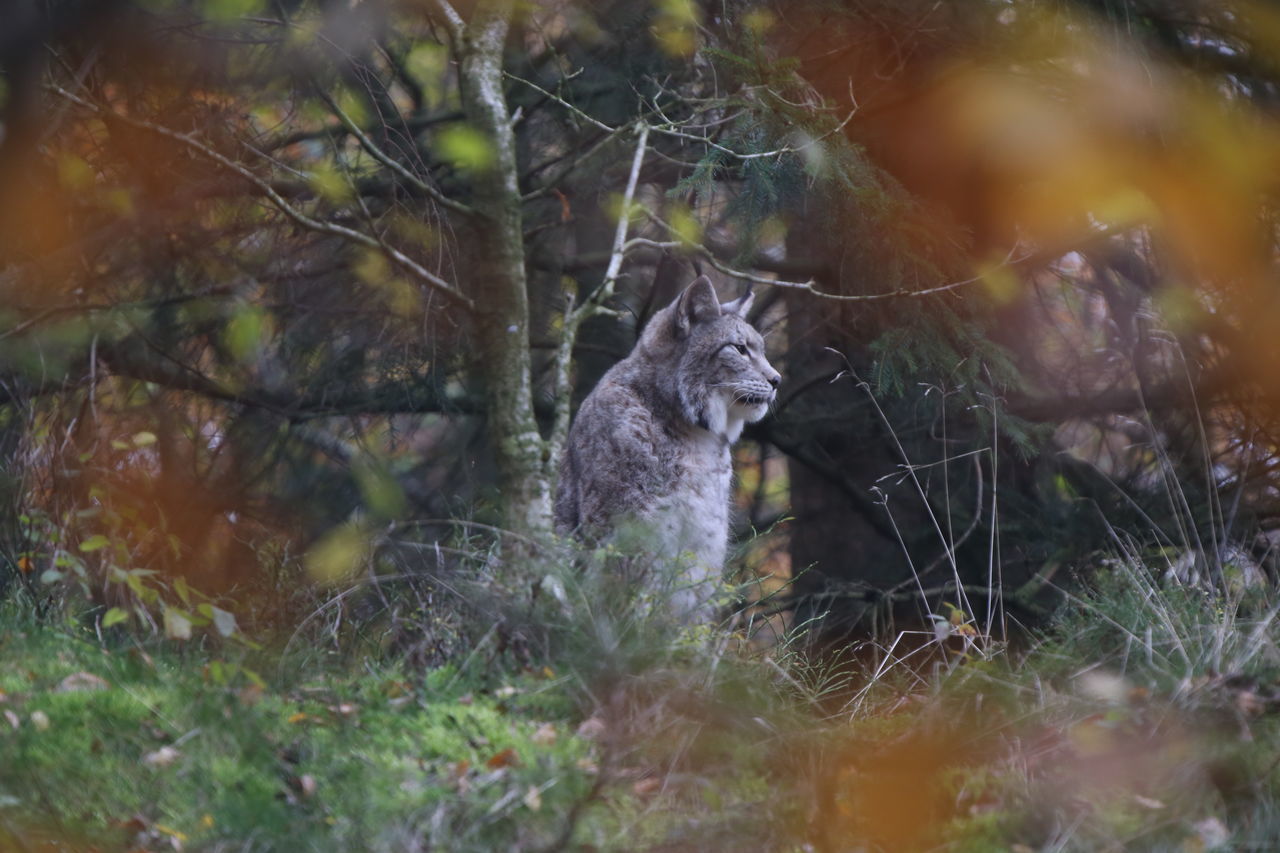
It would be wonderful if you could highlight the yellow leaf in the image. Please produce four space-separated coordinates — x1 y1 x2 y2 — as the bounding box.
667 204 703 248
304 522 371 585
308 162 352 203
436 125 494 173
56 154 95 190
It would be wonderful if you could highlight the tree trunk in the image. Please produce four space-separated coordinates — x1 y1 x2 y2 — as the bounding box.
456 0 553 535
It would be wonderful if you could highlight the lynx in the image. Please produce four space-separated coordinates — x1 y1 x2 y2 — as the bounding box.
554 276 781 620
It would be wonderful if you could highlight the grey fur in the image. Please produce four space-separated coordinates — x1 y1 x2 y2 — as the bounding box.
554 277 780 618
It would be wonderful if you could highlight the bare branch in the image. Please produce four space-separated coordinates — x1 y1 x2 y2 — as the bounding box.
548 121 649 471
320 91 475 217
595 121 651 313
50 84 474 311
432 0 466 42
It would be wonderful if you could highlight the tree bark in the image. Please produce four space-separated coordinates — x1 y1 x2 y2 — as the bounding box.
455 0 554 535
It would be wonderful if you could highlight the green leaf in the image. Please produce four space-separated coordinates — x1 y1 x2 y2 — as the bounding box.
225 303 271 363
79 534 110 553
304 523 370 585
102 607 130 628
202 0 260 22
174 575 191 606
39 569 64 584
354 460 407 521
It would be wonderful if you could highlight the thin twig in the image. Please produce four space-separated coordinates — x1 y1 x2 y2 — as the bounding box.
547 122 649 472
49 84 473 310
319 89 474 216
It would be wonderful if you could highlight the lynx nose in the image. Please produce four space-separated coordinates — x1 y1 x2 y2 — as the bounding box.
767 372 781 389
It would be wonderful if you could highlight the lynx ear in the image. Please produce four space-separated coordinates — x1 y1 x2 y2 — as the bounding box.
721 288 754 317
674 276 721 336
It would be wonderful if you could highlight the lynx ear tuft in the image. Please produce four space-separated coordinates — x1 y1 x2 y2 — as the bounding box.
721 288 754 317
675 276 720 336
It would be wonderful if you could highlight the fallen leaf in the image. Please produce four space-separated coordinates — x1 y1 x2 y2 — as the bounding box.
288 774 317 798
110 814 148 834
143 746 181 768
486 748 519 769
1236 690 1265 717
287 712 309 724
3 710 19 730
1190 816 1230 850
1133 795 1165 810
494 685 518 699
153 823 188 842
29 711 49 731
522 785 542 811
57 672 110 692
632 777 661 796
576 716 607 740
16 556 32 574
531 723 557 746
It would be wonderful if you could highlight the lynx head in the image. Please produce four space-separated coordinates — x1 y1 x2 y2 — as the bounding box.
639 276 781 442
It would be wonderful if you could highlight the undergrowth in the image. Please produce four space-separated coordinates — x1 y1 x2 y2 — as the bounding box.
5 528 1280 851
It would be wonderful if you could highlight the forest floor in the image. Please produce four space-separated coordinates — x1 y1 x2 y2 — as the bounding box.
3 562 1280 852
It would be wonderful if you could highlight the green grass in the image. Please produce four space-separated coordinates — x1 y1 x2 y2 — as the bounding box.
0 609 596 852
6 552 1280 852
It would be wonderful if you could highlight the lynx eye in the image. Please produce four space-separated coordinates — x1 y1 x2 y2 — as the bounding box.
733 343 748 356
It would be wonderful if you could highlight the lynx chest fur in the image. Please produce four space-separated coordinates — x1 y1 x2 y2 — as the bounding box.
555 277 780 613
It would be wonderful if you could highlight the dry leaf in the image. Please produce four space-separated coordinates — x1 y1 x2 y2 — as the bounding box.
530 723 557 746
1190 816 1230 850
143 746 181 768
486 748 519 769
522 785 542 811
3 710 19 730
29 711 50 731
632 777 661 796
289 774 317 798
576 716 607 740
58 672 110 692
